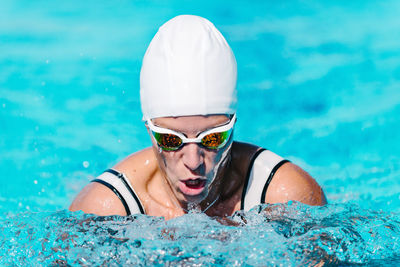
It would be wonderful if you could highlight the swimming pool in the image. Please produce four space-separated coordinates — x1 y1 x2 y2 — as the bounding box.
1 0 400 265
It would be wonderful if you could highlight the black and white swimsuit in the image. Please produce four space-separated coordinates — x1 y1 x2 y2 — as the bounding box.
92 149 289 215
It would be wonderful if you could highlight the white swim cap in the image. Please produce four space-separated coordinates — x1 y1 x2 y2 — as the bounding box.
140 15 237 120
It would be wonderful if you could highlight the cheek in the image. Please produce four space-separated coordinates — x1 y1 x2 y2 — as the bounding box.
204 149 227 173
211 142 232 169
158 151 181 176
207 152 220 166
152 145 172 176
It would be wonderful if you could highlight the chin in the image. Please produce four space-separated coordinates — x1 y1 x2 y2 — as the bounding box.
182 190 208 204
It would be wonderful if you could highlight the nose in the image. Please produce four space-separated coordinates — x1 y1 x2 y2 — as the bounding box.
181 143 204 172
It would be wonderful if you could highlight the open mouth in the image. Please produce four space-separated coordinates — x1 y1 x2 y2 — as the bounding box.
183 179 206 189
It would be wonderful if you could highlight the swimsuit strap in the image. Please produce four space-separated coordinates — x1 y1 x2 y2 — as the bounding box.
241 150 290 211
240 147 266 210
91 169 145 215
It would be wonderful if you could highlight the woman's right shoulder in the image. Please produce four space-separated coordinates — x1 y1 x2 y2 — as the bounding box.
112 147 159 188
69 181 128 216
69 147 157 216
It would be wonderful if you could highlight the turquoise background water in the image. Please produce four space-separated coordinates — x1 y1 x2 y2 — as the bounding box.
1 0 400 265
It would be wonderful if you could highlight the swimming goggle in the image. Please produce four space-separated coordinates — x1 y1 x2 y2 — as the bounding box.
146 114 236 151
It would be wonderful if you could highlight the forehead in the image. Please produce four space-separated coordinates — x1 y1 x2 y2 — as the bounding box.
152 115 230 133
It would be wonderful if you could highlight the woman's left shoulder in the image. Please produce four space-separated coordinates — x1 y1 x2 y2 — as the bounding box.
266 162 327 206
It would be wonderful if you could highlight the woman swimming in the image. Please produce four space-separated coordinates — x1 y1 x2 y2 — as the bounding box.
69 15 326 219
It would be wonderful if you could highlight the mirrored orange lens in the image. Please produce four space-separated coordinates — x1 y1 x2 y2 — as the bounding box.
201 131 229 149
153 132 182 150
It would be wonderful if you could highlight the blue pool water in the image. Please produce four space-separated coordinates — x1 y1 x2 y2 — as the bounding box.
1 0 400 265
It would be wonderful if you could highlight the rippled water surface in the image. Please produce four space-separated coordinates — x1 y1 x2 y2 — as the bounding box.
1 0 400 265
2 203 400 266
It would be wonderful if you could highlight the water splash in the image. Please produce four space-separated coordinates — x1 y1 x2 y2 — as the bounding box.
1 202 399 266
187 202 201 214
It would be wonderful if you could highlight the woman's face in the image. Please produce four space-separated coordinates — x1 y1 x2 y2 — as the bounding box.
149 115 233 205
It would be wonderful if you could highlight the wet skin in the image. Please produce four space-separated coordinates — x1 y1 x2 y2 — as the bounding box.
70 115 327 219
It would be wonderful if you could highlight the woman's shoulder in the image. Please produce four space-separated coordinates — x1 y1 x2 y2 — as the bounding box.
112 147 158 187
231 141 326 206
69 147 158 216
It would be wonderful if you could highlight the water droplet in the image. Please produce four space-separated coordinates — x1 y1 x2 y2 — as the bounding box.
83 161 90 168
34 180 38 184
